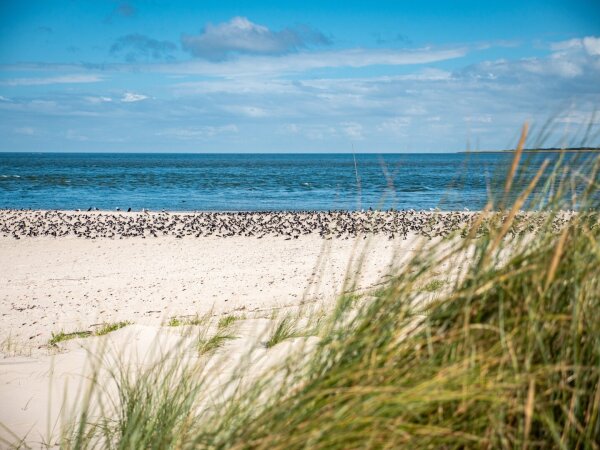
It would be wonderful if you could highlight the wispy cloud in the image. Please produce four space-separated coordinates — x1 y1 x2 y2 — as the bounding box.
110 34 177 62
65 129 89 141
224 105 269 117
551 36 600 56
341 122 364 140
0 46 468 78
85 96 112 104
121 92 148 102
159 46 468 77
377 117 412 136
2 36 598 152
105 2 137 23
465 115 493 123
15 126 35 135
462 36 600 81
1 74 103 86
282 123 338 140
181 16 331 61
157 125 238 140
556 110 600 125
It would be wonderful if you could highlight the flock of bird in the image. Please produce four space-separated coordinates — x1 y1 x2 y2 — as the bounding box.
0 209 576 240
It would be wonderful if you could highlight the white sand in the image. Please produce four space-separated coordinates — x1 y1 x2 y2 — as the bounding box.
0 234 430 445
0 235 424 351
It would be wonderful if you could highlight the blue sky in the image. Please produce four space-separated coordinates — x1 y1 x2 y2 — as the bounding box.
1 0 599 152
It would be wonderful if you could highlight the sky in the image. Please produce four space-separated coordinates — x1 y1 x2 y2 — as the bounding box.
1 0 599 152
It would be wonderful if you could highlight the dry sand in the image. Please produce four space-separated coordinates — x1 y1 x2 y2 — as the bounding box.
0 234 422 352
1 233 436 446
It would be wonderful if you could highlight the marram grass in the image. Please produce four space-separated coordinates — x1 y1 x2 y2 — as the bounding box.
49 144 600 449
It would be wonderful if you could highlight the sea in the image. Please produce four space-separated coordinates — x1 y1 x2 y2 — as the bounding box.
0 152 580 211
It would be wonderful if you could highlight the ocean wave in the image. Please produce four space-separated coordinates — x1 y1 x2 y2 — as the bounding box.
0 153 528 211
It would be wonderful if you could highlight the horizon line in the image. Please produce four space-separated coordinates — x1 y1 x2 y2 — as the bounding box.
2 147 599 155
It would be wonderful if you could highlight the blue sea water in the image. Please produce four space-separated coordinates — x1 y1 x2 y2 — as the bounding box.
0 152 561 211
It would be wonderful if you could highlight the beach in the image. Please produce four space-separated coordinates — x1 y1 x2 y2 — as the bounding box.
0 223 425 353
0 208 579 445
0 208 574 353
2 1 598 444
1 209 469 444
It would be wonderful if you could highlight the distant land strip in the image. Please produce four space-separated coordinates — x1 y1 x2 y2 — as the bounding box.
459 147 600 153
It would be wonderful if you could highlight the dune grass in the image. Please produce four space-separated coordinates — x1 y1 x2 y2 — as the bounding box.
264 314 300 348
48 321 132 347
49 137 600 449
167 312 213 328
218 314 243 330
167 317 183 327
95 321 131 336
197 330 237 355
194 148 600 449
49 330 93 347
0 333 27 357
422 278 445 292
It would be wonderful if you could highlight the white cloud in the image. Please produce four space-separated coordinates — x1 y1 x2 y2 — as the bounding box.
181 16 330 60
0 46 468 80
65 129 89 141
582 36 600 56
283 121 364 141
281 123 337 140
305 126 337 140
377 117 412 134
1 74 103 86
341 122 364 140
2 37 599 152
153 46 468 78
85 96 113 104
556 111 600 125
550 38 583 52
283 123 300 134
157 125 238 139
174 78 295 95
121 92 148 102
395 68 452 81
224 105 268 118
520 53 583 78
552 36 600 56
463 36 600 81
15 127 35 135
465 115 492 123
